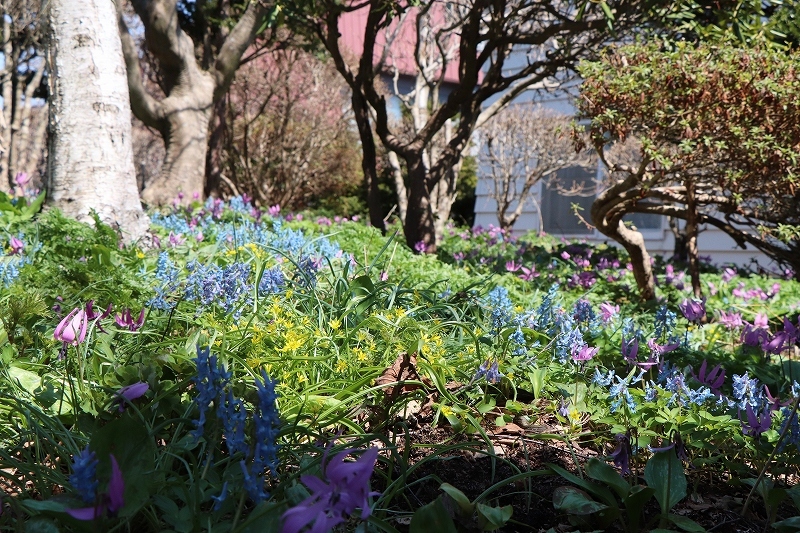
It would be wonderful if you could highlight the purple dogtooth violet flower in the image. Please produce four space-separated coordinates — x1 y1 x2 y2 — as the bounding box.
518 265 539 281
717 310 744 329
621 338 639 365
741 405 772 437
650 430 689 462
282 446 380 533
764 385 790 412
679 298 706 322
692 360 725 394
54 307 88 346
268 204 281 217
115 308 145 332
741 324 771 348
609 432 632 476
8 236 23 255
114 382 149 412
572 344 598 362
647 338 679 358
599 302 619 323
66 454 125 520
505 260 521 272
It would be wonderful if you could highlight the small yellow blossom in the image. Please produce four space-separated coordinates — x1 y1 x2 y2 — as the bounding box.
330 319 341 330
335 360 348 372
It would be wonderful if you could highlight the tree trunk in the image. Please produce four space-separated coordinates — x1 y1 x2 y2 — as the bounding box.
685 178 702 297
204 96 227 198
140 74 215 205
404 157 436 252
387 151 408 224
47 0 149 243
614 221 656 300
352 91 384 231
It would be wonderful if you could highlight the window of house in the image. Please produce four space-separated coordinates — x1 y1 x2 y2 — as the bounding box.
623 212 663 231
541 166 595 235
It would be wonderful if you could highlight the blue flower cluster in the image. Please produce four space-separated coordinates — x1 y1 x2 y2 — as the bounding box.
192 346 280 505
777 407 800 453
732 372 763 410
69 447 99 504
242 371 280 502
259 267 286 296
654 305 677 342
185 261 253 320
148 252 181 311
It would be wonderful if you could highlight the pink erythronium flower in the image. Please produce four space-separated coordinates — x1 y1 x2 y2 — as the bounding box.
115 308 145 332
268 204 281 217
572 344 598 362
518 265 539 281
679 298 706 322
753 313 769 329
54 308 88 346
717 310 744 329
8 236 24 255
66 454 125 520
505 260 521 272
599 303 619 323
647 338 679 358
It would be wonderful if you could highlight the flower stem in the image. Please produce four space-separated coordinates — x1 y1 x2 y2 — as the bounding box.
742 395 800 516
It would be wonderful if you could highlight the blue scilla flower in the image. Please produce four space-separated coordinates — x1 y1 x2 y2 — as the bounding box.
219 390 248 457
273 226 308 256
532 284 560 333
192 346 231 440
687 386 715 406
259 267 286 296
777 407 800 453
184 261 252 318
69 447 99 504
593 368 615 387
732 372 763 410
228 195 252 215
654 305 677 341
294 255 320 289
242 371 280 503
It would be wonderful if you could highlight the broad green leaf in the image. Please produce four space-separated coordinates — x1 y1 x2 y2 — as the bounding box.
773 516 800 533
552 486 608 515
585 458 629 499
409 497 458 533
644 451 687 515
476 502 513 531
666 512 707 532
439 483 473 515
548 463 617 507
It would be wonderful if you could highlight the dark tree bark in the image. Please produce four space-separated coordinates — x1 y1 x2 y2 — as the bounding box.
300 0 649 251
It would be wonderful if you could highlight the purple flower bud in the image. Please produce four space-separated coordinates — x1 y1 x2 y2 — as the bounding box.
679 298 706 322
54 308 88 346
114 382 149 412
8 236 23 255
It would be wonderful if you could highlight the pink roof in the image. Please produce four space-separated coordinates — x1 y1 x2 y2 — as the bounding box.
338 5 463 85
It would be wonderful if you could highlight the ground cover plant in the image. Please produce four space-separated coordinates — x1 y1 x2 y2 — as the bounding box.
0 193 799 532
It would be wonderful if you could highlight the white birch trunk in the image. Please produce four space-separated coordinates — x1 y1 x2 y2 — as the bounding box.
47 0 149 243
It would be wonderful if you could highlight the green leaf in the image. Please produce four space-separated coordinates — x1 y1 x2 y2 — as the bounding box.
773 516 800 533
528 367 547 399
22 517 60 533
666 513 707 532
476 397 496 415
552 486 609 515
644 451 687 515
409 498 458 533
89 414 158 516
585 458 629 499
623 484 655 531
476 502 513 531
548 463 617 507
8 365 41 394
439 483 473 515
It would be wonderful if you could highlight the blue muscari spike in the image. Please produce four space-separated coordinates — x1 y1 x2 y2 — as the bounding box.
242 371 280 502
192 346 231 440
219 390 248 457
69 447 99 504
258 267 286 296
